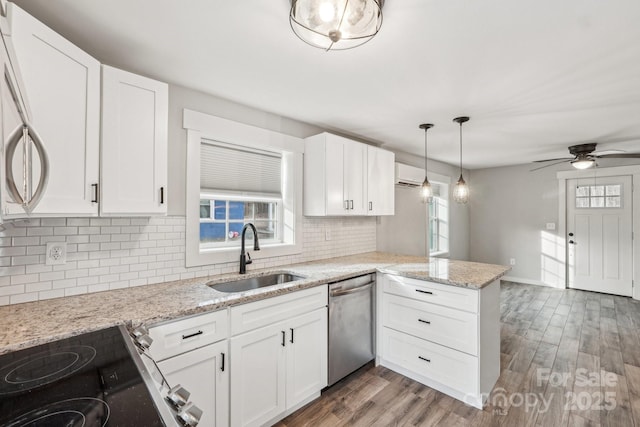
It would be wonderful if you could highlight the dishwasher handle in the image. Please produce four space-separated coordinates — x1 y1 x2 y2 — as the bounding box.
330 282 373 297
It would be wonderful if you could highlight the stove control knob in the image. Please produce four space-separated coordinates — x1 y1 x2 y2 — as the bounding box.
136 334 153 349
177 402 203 427
131 324 149 338
166 384 190 408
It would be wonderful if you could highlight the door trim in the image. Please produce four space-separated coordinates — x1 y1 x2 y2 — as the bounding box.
557 165 640 300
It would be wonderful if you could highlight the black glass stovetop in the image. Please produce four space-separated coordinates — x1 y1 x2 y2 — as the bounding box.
0 326 166 426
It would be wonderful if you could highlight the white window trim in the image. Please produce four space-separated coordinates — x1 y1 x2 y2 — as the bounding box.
428 172 451 258
184 109 303 267
557 165 640 300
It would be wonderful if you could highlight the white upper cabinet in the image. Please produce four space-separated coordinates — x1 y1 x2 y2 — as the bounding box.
304 133 394 216
366 145 395 215
7 3 100 216
100 65 168 215
304 132 394 216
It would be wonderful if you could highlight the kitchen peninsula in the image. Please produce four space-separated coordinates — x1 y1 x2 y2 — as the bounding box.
0 252 509 416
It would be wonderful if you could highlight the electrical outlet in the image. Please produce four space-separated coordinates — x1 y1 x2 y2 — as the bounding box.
509 258 516 266
325 229 332 241
546 222 556 230
46 242 66 265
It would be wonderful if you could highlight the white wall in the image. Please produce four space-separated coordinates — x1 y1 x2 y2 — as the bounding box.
469 159 640 285
376 151 470 261
167 84 323 216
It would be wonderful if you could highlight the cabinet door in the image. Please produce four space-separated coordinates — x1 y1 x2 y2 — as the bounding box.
157 340 229 427
343 140 366 215
8 3 100 216
230 324 286 427
324 135 346 215
286 307 328 409
367 146 395 215
101 65 168 215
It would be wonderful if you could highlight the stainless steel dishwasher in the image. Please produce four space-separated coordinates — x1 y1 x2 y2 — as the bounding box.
328 273 375 386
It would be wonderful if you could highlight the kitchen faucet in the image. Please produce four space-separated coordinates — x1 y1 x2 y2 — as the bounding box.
239 223 260 274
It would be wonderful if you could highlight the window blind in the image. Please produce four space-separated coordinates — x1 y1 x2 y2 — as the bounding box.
200 139 282 194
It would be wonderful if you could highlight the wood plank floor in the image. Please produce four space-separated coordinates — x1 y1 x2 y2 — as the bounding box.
275 281 640 427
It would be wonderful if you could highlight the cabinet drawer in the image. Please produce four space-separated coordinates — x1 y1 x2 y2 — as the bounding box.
383 294 478 355
231 285 328 336
148 310 228 361
382 327 477 396
383 274 478 313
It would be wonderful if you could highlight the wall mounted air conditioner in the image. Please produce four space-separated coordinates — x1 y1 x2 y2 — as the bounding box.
395 163 423 187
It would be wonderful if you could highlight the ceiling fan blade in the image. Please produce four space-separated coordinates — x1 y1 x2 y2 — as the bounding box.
533 157 573 163
530 159 570 172
592 149 625 156
596 153 640 159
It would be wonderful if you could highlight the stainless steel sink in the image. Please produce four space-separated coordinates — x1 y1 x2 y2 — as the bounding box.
207 273 305 293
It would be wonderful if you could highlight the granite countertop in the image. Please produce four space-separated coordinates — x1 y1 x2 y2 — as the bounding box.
0 252 509 355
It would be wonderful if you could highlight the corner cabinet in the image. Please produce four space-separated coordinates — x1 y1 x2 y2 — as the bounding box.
229 286 328 427
7 3 100 216
303 132 394 216
100 65 168 215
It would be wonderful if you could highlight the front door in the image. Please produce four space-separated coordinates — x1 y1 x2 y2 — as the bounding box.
567 175 633 296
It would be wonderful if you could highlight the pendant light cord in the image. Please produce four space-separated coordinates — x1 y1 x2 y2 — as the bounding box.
424 129 428 174
459 122 463 175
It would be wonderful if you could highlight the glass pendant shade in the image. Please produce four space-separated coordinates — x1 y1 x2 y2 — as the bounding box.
421 177 433 203
289 0 384 51
453 174 469 204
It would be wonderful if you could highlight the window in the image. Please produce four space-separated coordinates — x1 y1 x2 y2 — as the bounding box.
198 140 284 251
184 109 303 267
199 198 279 248
575 184 621 208
427 180 449 256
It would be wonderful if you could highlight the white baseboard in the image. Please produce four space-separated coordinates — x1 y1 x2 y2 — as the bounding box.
501 276 565 289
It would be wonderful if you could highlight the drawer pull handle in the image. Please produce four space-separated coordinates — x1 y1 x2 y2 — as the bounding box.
290 328 294 344
182 330 203 340
418 319 431 324
418 356 431 363
220 352 225 372
415 289 433 295
281 331 286 347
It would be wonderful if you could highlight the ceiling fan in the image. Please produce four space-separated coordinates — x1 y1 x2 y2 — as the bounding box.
531 143 640 171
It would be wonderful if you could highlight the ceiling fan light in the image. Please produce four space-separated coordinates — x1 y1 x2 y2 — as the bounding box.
571 157 595 170
289 0 383 51
453 174 469 204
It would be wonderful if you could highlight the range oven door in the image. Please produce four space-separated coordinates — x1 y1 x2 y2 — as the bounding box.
0 16 49 222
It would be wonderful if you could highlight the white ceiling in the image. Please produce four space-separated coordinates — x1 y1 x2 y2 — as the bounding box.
12 0 640 169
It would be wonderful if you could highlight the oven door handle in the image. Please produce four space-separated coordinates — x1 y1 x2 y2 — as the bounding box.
330 282 374 297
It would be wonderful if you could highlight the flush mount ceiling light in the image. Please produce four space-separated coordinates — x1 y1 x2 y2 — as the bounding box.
452 116 470 204
571 154 596 170
289 0 384 51
419 123 434 204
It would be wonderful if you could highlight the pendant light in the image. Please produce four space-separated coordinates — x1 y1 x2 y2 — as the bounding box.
419 123 434 203
452 116 470 204
289 0 384 51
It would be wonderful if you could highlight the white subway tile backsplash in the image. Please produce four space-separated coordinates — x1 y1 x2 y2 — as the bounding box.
0 215 376 306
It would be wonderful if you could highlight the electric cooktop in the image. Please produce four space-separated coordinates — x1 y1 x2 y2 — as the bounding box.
0 326 167 426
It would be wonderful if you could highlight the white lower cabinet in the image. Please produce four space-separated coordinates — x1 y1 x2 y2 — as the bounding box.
230 286 328 427
377 274 500 409
148 310 229 427
157 340 229 427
